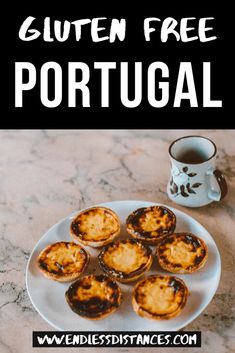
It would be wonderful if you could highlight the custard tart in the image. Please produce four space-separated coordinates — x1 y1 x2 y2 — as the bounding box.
65 274 122 320
157 233 208 274
98 239 153 282
126 206 176 245
70 206 121 247
132 275 188 320
37 242 89 282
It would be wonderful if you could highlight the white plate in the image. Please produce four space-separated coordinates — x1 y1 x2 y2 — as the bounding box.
26 200 221 331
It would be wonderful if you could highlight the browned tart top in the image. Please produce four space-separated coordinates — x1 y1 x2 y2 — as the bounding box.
71 207 120 242
98 239 152 280
157 233 208 272
126 206 176 240
38 242 88 276
133 275 188 318
65 274 121 318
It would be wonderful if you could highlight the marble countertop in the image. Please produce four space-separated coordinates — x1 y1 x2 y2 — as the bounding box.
0 129 234 353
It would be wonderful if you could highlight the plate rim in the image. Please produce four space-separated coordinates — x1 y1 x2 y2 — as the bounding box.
26 200 221 331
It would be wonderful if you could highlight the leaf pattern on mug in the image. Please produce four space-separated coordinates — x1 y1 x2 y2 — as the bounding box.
192 183 202 188
186 183 196 194
180 185 189 197
173 183 178 193
170 167 202 198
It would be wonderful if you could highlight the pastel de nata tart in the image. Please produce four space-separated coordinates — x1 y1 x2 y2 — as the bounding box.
132 275 188 320
37 242 89 282
126 206 176 245
157 233 208 274
65 274 122 320
70 206 121 247
98 239 153 283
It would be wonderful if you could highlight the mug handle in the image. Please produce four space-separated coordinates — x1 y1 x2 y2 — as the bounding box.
207 169 228 201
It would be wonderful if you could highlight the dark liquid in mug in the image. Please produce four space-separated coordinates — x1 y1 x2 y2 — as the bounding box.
178 150 207 164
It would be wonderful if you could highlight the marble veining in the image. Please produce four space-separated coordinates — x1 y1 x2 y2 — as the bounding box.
0 129 235 353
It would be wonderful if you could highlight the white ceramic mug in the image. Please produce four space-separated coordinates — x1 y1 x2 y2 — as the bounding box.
167 136 228 207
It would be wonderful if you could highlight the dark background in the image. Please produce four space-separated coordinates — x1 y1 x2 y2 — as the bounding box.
3 2 232 128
